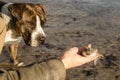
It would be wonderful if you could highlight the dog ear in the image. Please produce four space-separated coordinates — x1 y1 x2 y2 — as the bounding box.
8 3 25 20
33 4 46 26
39 5 46 10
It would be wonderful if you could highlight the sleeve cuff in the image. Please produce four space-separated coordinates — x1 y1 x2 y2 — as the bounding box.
46 59 66 80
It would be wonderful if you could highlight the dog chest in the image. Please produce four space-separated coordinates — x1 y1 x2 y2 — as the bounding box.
4 29 22 46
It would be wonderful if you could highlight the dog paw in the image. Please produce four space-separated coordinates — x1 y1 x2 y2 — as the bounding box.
17 62 26 67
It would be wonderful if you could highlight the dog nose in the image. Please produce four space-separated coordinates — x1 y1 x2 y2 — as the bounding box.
40 37 45 44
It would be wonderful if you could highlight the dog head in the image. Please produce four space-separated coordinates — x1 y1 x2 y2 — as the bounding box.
8 3 46 47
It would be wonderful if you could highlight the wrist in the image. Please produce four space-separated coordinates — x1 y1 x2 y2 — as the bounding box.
61 58 71 69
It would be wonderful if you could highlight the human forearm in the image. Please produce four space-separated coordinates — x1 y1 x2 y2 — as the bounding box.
18 59 66 80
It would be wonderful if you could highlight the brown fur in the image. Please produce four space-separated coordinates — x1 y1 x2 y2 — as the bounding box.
1 3 46 66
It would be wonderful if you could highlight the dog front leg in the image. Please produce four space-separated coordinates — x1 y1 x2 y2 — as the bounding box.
9 43 19 65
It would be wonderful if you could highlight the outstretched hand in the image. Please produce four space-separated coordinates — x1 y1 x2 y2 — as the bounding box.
61 44 100 69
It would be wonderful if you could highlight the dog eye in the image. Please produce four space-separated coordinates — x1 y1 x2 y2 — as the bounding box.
26 21 35 25
26 22 36 29
26 21 34 24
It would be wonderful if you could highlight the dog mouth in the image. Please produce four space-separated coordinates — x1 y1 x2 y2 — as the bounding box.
22 30 46 47
24 36 45 47
30 40 45 47
24 40 45 47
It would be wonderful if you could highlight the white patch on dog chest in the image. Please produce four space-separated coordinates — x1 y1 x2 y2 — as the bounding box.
4 30 22 46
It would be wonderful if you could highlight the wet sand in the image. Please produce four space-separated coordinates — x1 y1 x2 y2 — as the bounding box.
0 0 120 80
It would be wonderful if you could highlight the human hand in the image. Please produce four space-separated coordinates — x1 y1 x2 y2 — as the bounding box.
61 44 100 69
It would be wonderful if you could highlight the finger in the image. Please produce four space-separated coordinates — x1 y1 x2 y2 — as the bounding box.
85 53 100 61
90 54 100 59
77 54 100 65
71 47 79 54
94 49 98 53
87 44 92 49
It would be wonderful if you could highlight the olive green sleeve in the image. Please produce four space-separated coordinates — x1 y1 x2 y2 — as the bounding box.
0 69 19 80
18 59 66 80
0 59 66 80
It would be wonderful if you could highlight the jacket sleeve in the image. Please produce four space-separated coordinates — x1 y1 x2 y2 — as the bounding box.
0 59 66 80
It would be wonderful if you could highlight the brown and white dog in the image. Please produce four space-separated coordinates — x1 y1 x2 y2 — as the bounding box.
0 2 46 66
